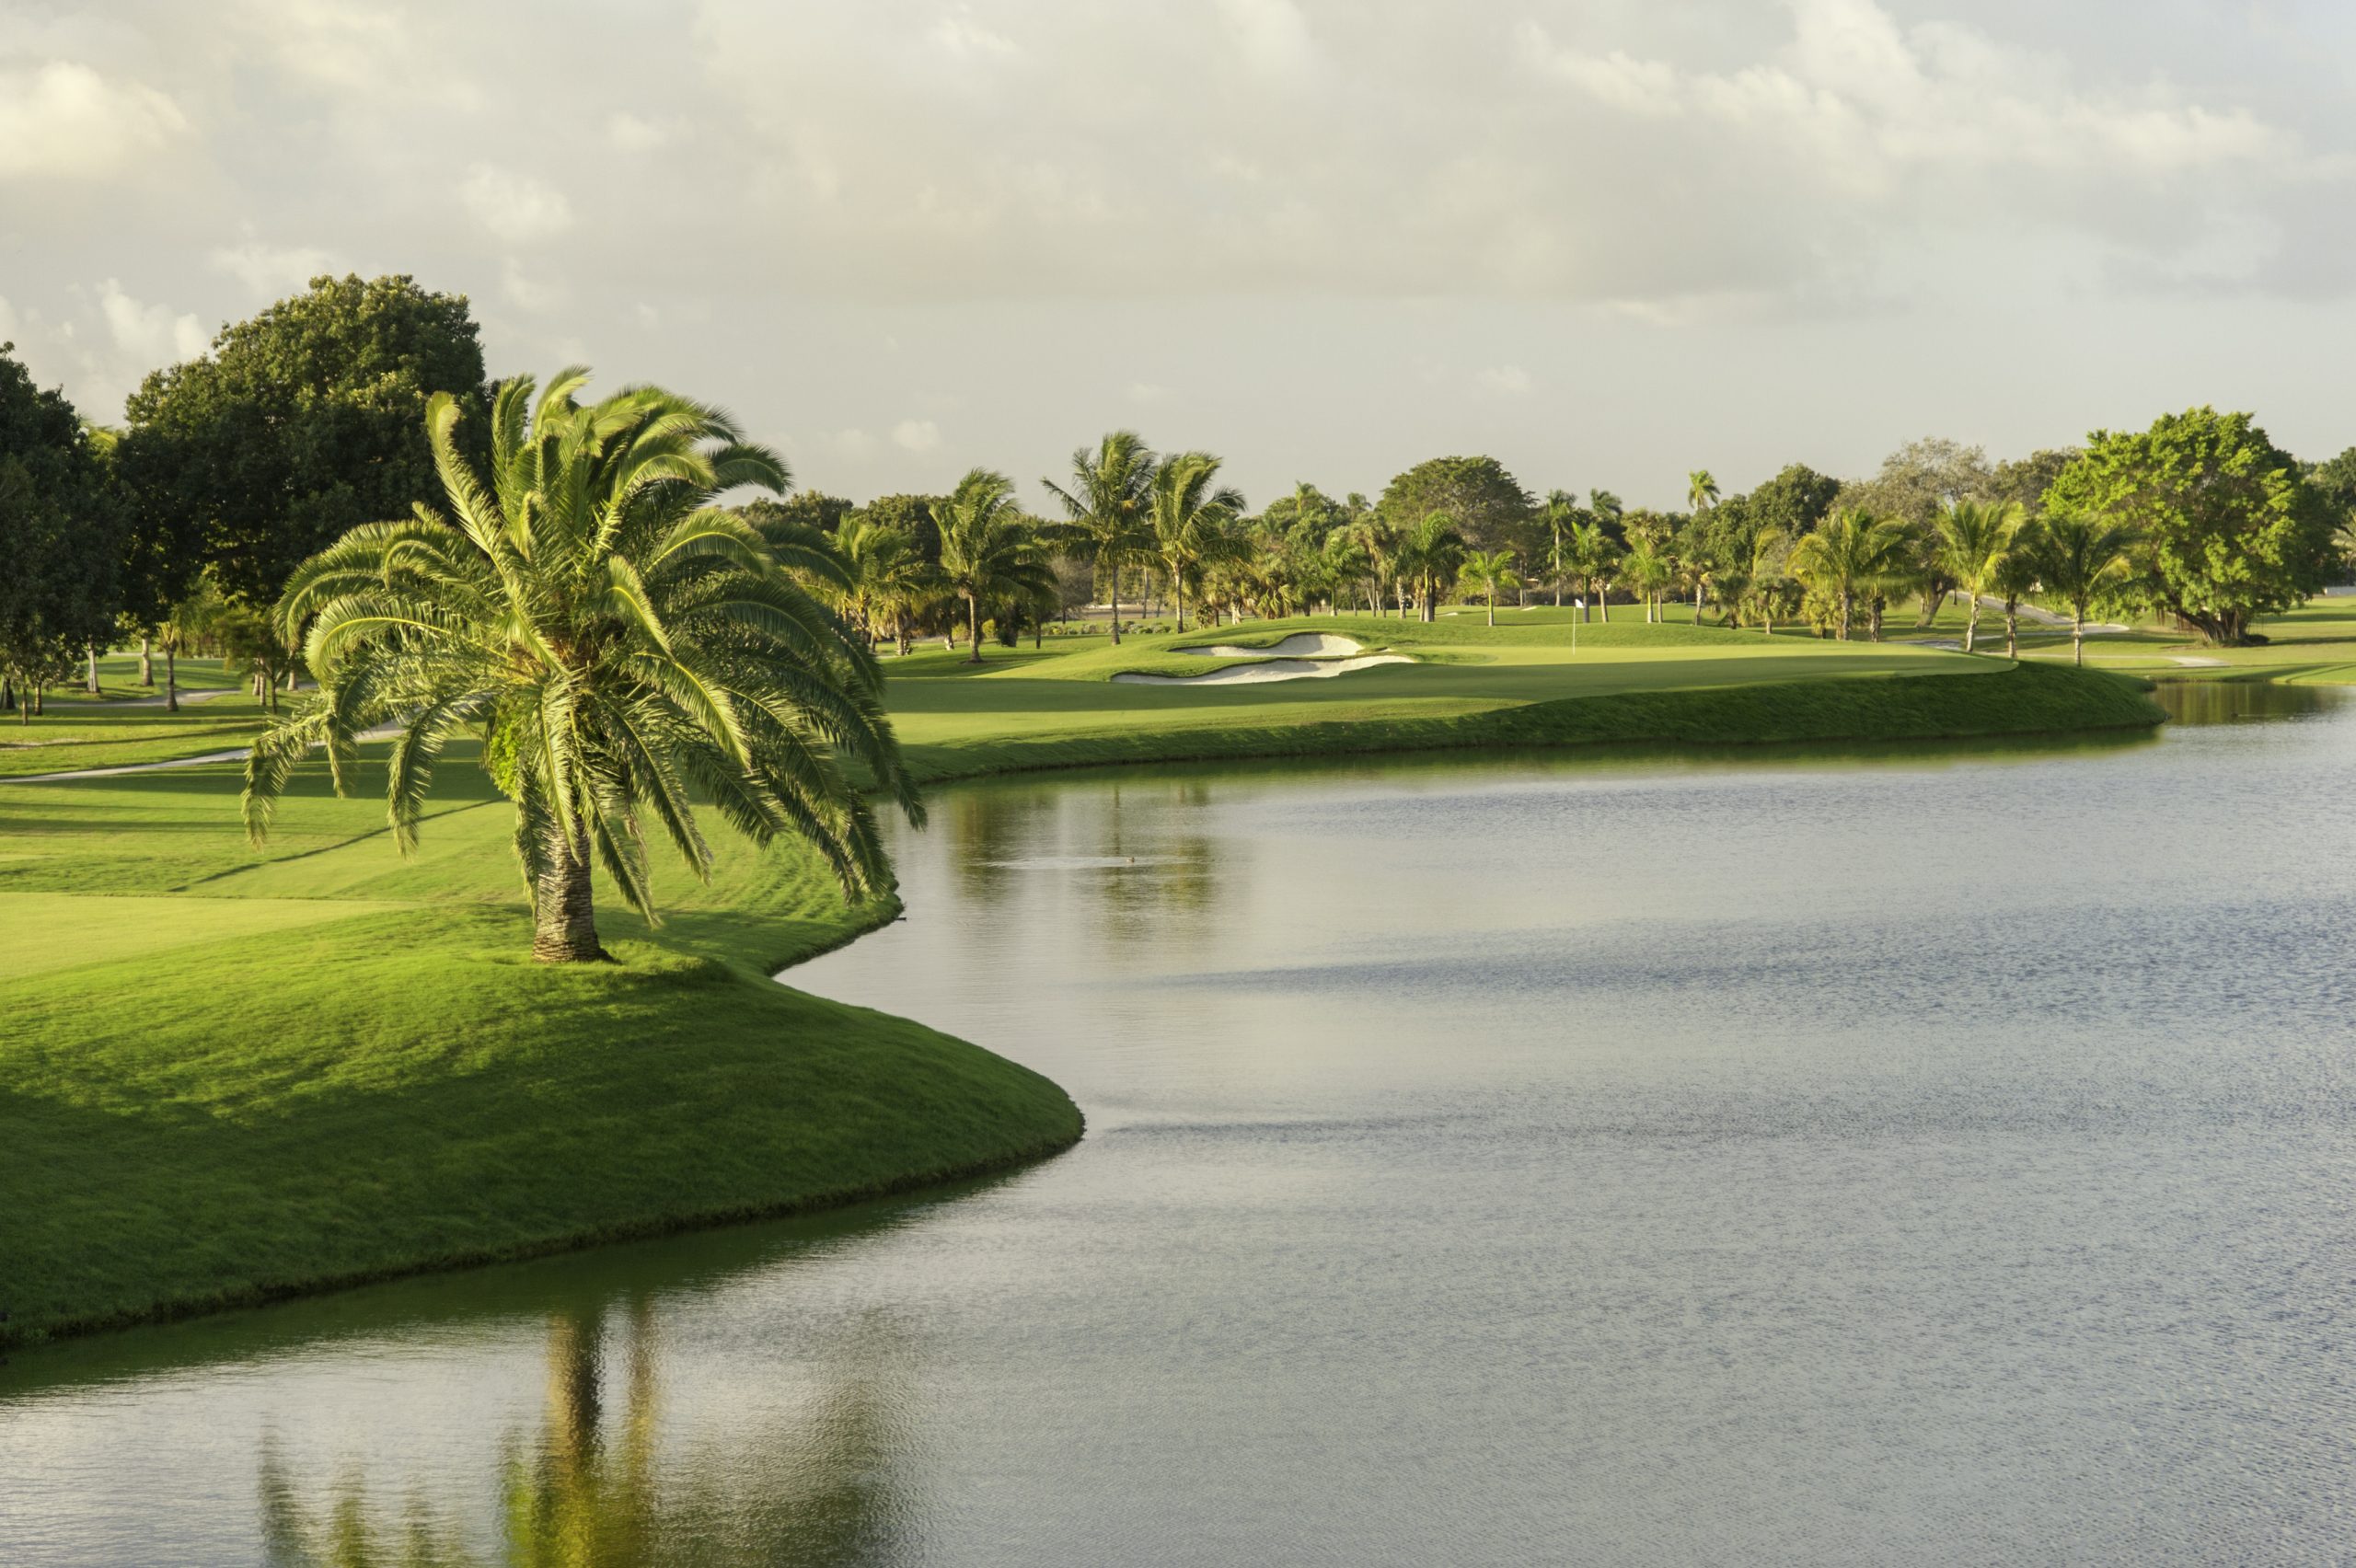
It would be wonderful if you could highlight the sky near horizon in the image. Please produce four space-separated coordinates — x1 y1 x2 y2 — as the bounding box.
5 0 2354 512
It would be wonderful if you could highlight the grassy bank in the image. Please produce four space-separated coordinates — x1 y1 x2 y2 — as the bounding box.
2 615 2157 1350
878 615 2163 782
0 755 1082 1349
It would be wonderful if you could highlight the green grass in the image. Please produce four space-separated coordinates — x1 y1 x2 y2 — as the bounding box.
1 659 273 778
877 613 2158 782
0 605 2173 1350
0 751 1082 1349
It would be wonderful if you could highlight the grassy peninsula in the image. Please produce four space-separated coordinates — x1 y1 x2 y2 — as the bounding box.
2 614 2162 1348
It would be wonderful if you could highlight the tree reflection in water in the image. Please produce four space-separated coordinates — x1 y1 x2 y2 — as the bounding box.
257 1298 912 1567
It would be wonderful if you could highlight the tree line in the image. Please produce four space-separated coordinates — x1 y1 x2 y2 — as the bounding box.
6 273 2353 726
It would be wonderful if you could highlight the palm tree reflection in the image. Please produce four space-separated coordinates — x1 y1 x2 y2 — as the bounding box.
259 1298 912 1566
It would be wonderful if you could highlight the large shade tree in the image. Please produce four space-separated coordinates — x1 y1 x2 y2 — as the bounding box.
120 273 486 606
243 368 920 963
2043 407 2330 645
1379 455 1533 553
0 343 120 719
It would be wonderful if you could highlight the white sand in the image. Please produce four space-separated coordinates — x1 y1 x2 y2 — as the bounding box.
1177 632 1369 659
1113 653 1414 686
2169 655 2230 668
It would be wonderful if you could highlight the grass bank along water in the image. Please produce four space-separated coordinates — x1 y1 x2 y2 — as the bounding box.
4 617 2154 1348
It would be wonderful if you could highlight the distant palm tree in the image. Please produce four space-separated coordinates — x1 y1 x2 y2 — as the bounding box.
935 468 1057 665
1933 499 2025 654
1687 468 1719 515
831 515 935 652
1395 512 1468 622
1567 515 1619 623
1043 431 1156 645
1459 548 1521 626
1787 508 1909 641
2028 513 2137 665
1737 526 1788 636
1991 519 2042 658
243 368 920 963
1623 544 1671 623
1542 488 1578 607
1149 452 1245 631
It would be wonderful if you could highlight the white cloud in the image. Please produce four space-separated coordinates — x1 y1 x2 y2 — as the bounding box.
460 164 574 246
606 112 673 153
498 258 567 314
930 7 1017 59
1127 381 1171 403
0 61 187 180
1524 0 2301 189
209 240 340 297
892 419 941 452
1479 364 1533 395
98 279 207 363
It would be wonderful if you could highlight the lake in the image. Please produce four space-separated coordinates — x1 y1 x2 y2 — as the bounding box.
5 684 2351 1564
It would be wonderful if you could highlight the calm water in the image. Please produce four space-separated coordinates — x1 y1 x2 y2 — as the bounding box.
6 686 2354 1565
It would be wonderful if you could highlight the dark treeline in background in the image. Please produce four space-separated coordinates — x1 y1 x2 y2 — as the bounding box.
7 271 2355 710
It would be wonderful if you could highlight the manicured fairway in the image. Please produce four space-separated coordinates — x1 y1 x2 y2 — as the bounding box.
0 607 2171 1348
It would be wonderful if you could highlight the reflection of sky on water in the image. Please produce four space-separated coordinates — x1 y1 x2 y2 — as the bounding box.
5 692 2353 1565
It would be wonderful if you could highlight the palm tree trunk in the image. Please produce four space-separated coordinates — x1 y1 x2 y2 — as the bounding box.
2005 603 2019 659
165 647 178 712
966 594 986 664
532 824 606 963
1963 598 1980 653
2073 609 2085 666
1107 562 1122 645
1486 592 1496 627
1839 590 1853 640
86 644 99 694
139 635 153 686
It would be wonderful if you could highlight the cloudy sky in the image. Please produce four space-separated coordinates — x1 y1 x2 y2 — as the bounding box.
6 0 2353 510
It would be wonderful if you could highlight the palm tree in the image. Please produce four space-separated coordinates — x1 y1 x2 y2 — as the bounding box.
1149 452 1245 631
1687 468 1719 515
1737 526 1788 636
1566 515 1619 623
1623 544 1671 623
1992 519 2043 658
935 469 1057 665
1934 499 2025 654
154 575 221 712
1394 512 1468 621
1786 508 1909 641
1042 431 1155 645
831 515 935 652
1542 489 1578 607
2028 513 2138 666
1459 549 1521 626
242 369 920 963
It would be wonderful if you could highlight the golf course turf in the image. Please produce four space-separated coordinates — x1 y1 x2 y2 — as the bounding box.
3 614 2176 1348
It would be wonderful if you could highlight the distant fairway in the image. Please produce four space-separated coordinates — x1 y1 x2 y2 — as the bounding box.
0 604 2167 1348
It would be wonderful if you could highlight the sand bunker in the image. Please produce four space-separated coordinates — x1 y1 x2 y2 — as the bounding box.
1175 632 1369 660
1114 652 1414 686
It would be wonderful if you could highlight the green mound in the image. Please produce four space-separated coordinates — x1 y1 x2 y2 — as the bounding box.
0 755 1081 1349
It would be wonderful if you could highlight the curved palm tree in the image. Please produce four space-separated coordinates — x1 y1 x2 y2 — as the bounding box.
1934 499 2025 654
1149 452 1245 631
1786 508 1909 641
1459 549 1521 626
243 368 920 963
2029 513 2138 666
935 468 1057 665
1042 431 1155 645
1394 512 1468 622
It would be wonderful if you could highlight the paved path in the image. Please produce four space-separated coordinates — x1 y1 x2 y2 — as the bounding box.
0 723 402 785
38 686 243 710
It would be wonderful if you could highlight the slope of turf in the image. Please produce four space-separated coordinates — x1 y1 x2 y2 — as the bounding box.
0 752 1082 1348
882 616 2159 782
3 613 2159 1349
